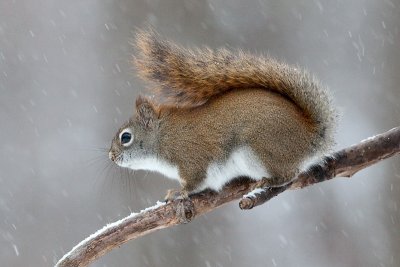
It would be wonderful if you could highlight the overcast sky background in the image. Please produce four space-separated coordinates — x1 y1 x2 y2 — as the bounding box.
1 0 400 266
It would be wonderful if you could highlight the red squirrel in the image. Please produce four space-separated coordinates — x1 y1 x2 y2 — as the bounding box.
109 30 337 201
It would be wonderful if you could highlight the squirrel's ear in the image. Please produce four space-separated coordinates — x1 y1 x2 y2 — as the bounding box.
135 96 158 128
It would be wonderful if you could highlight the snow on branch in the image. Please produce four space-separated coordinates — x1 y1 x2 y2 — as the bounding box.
56 126 400 267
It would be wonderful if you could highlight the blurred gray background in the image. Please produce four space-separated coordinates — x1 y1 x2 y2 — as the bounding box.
1 0 399 266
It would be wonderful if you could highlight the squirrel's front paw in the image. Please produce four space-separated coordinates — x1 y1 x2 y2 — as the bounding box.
165 189 194 224
164 189 189 203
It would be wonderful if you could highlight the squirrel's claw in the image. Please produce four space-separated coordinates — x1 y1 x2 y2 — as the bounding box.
251 176 291 191
250 178 271 191
164 189 189 203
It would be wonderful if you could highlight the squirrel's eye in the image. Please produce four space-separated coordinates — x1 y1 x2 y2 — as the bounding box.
121 132 131 144
119 129 133 147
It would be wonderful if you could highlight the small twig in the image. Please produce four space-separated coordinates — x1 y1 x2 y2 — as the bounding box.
56 126 400 267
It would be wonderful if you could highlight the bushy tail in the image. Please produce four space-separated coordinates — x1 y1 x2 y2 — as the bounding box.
134 30 337 151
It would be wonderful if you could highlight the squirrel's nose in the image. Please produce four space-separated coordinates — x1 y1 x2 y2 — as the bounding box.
109 151 116 161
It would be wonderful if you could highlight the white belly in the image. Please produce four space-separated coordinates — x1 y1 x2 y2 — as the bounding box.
199 146 270 191
123 146 270 192
125 157 180 181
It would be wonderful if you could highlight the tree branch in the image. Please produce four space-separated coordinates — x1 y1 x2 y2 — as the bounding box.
56 126 400 267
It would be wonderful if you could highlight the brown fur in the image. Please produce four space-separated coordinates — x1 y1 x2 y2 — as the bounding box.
157 89 317 192
109 31 337 199
135 30 337 153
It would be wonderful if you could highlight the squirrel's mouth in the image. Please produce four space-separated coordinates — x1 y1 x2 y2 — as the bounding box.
113 154 135 169
109 151 124 167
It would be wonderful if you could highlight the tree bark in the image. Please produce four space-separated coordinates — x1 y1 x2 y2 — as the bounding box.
56 126 400 267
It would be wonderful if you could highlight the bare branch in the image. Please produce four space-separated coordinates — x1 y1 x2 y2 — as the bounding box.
240 126 400 209
56 126 400 267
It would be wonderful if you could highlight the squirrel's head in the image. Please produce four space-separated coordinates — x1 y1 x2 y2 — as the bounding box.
109 96 160 169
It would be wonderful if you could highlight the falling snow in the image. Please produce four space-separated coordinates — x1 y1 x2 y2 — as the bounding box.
1 1 399 266
13 244 19 256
